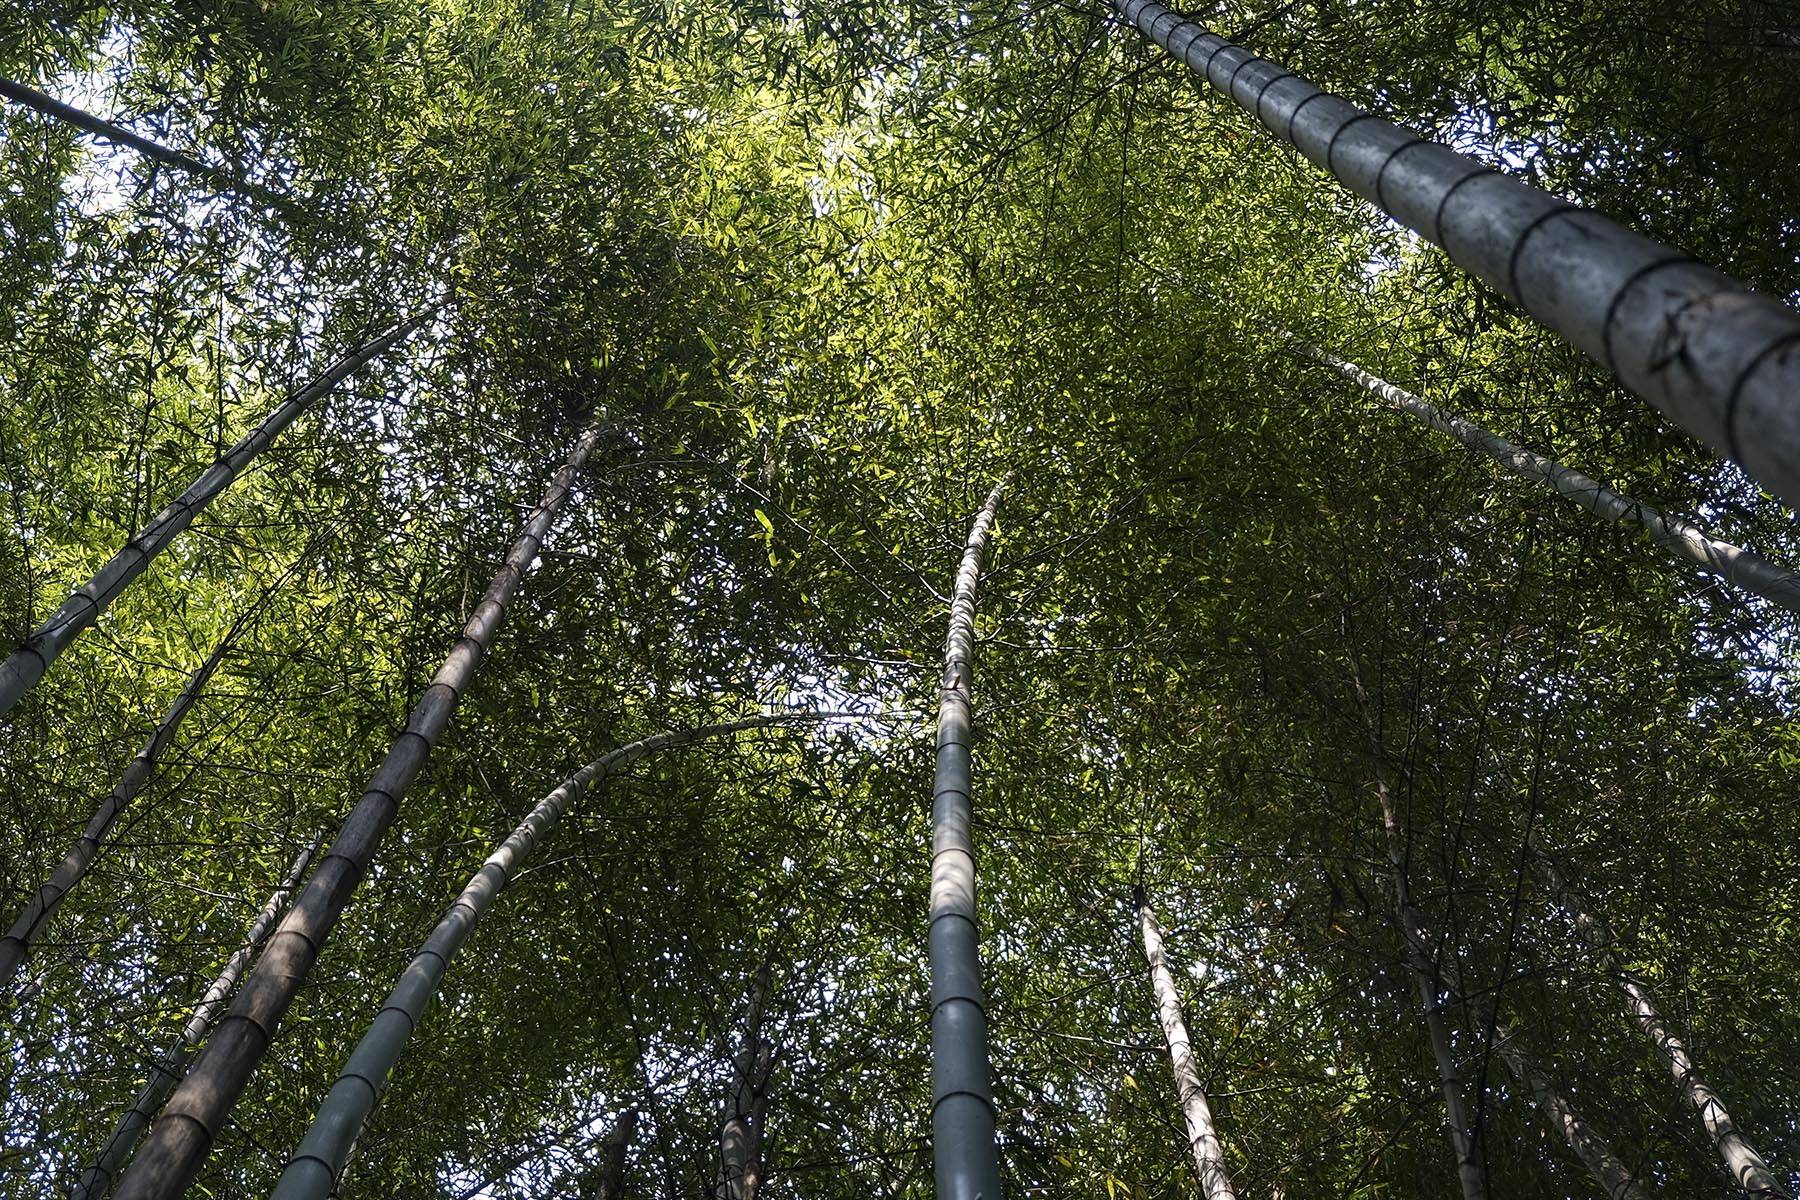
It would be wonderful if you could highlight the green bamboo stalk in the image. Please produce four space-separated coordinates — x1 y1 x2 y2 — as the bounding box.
271 714 837 1200
0 314 429 719
113 418 604 1200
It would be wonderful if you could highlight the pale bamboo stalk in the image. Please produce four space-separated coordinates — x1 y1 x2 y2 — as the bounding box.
1111 0 1800 511
0 315 428 719
1490 1022 1650 1200
928 473 1012 1200
270 714 833 1200
1134 888 1237 1200
0 607 251 991
1534 844 1788 1198
70 835 321 1200
1295 340 1800 615
115 419 604 1200
720 959 774 1200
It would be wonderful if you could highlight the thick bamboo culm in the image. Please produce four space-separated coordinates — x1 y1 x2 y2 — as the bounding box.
1112 0 1800 512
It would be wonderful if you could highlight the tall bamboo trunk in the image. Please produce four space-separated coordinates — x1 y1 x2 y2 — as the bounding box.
270 714 831 1200
1371 772 1489 1200
1134 888 1237 1200
720 959 774 1200
1107 0 1800 510
1293 339 1800 614
928 474 1011 1200
1534 844 1788 1198
0 613 244 990
0 315 427 719
116 419 605 1200
586 1110 638 1200
70 835 320 1200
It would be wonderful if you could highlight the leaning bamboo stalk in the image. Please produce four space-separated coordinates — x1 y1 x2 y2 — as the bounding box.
1110 0 1800 510
1134 888 1237 1200
0 76 225 183
1534 843 1787 1198
70 835 322 1200
115 419 605 1200
269 714 831 1200
588 1109 637 1200
1489 1022 1649 1200
0 314 429 719
1295 339 1800 614
928 474 1012 1200
1363 734 1646 1200
0 612 245 990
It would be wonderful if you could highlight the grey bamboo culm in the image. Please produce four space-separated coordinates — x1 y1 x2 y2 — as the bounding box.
271 714 836 1200
929 474 1011 1200
0 619 239 991
1534 843 1788 1198
1111 0 1800 511
0 76 219 179
71 835 322 1200
114 418 605 1200
0 313 429 719
1297 339 1800 614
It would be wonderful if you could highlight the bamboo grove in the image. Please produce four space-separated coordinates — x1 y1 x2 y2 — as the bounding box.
2 0 1799 1196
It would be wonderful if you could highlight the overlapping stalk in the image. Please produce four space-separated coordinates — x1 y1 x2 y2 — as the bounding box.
70 835 321 1200
0 315 428 718
270 715 827 1200
0 617 241 990
1111 0 1800 511
114 418 605 1200
928 475 1011 1200
719 959 774 1200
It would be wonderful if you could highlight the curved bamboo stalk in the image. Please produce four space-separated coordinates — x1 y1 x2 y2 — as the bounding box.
1534 843 1788 1199
114 418 605 1200
1135 889 1237 1200
0 314 429 719
1110 0 1800 511
269 714 834 1200
70 835 321 1200
1296 340 1800 615
929 474 1011 1200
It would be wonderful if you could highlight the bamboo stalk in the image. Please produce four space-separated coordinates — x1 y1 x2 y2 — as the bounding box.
270 714 835 1200
0 314 429 719
1111 0 1800 511
70 835 322 1200
1134 888 1237 1200
114 418 604 1200
1295 339 1800 615
928 474 1011 1200
1534 843 1788 1198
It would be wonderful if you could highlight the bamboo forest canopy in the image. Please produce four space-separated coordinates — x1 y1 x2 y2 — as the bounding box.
3 0 1800 1195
